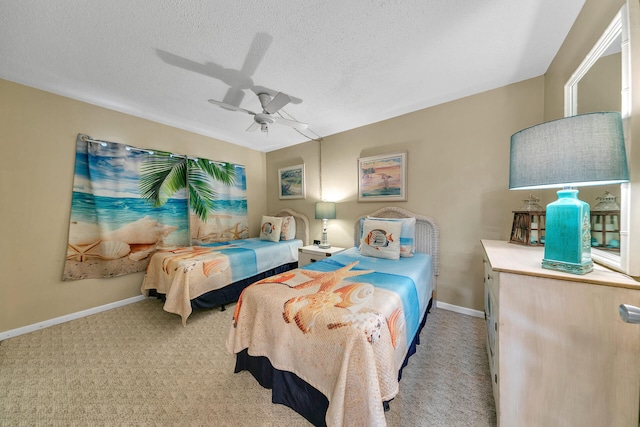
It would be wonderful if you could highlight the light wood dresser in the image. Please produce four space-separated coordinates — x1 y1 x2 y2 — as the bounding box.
481 239 640 426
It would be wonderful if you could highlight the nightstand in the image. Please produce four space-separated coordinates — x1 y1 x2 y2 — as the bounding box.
298 245 346 267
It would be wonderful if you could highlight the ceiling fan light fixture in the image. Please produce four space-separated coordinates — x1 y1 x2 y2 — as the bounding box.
208 91 306 135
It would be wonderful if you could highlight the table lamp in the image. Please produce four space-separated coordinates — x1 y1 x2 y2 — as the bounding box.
315 201 336 249
509 112 629 274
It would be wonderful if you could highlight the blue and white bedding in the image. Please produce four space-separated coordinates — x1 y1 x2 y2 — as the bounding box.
202 238 302 279
304 248 433 342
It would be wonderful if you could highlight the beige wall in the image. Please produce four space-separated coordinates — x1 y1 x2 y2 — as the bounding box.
268 77 546 310
0 79 267 333
578 53 621 114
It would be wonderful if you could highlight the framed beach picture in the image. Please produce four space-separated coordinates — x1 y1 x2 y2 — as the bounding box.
358 152 407 202
278 164 306 199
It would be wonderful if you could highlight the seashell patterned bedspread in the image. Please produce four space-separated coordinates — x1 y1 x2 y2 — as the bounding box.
142 246 234 325
226 251 432 427
141 239 302 325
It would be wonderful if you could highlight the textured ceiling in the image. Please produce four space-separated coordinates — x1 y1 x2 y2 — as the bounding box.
0 0 585 152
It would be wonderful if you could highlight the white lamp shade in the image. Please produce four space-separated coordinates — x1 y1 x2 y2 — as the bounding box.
509 112 629 190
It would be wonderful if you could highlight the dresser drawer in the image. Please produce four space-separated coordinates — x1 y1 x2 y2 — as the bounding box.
483 255 499 413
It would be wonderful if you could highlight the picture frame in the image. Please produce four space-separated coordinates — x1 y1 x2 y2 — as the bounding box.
358 152 407 202
278 164 306 199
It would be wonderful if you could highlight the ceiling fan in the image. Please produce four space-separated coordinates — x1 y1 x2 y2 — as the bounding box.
208 92 308 133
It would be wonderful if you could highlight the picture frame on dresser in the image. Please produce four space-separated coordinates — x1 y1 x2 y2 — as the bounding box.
278 164 306 199
357 152 407 202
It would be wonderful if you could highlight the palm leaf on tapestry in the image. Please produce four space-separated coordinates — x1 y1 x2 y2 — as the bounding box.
188 159 237 221
139 153 187 207
187 166 216 220
139 153 237 221
193 158 236 186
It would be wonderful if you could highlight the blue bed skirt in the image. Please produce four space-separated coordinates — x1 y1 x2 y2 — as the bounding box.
234 297 433 427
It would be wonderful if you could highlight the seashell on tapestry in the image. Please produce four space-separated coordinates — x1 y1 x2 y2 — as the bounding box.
87 240 131 260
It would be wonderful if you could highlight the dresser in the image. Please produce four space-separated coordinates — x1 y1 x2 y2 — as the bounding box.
481 239 640 426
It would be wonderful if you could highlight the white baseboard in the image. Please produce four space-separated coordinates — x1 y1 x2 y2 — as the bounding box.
1 296 482 341
0 295 147 341
436 300 484 318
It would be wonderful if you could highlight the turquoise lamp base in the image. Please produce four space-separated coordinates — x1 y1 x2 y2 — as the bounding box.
542 258 593 275
542 189 593 275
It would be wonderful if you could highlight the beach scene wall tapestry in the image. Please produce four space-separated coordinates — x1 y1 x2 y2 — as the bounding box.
63 134 247 281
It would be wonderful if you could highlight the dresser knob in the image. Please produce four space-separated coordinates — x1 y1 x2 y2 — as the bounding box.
620 304 640 324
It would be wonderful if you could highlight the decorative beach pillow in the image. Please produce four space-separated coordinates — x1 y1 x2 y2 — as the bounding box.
368 216 416 257
260 215 283 242
360 218 402 260
280 216 297 241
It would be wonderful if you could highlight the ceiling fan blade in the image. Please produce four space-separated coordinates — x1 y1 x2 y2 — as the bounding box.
246 121 261 132
252 86 303 105
263 92 292 114
273 116 308 131
208 99 256 115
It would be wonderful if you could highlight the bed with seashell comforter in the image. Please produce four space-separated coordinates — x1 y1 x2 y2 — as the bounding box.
226 207 439 427
141 209 309 325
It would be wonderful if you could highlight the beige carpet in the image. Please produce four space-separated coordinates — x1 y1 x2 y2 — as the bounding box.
0 298 496 426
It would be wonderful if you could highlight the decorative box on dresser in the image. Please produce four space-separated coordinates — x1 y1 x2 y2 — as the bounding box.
481 239 640 427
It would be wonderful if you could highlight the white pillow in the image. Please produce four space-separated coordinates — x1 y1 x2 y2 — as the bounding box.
367 216 416 257
260 216 283 242
360 219 402 260
280 216 297 241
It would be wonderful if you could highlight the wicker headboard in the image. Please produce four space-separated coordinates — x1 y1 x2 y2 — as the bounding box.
271 208 310 246
354 206 440 277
